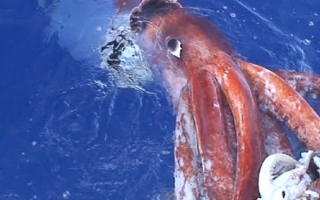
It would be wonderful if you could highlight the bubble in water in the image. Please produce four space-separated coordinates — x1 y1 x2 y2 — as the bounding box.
31 141 37 146
62 190 70 199
303 39 311 45
230 13 236 18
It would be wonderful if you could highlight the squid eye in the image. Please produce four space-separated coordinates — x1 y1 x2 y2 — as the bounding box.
281 190 286 199
167 38 182 58
273 188 289 200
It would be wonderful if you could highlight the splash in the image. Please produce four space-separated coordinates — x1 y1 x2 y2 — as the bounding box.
38 0 154 90
100 13 154 90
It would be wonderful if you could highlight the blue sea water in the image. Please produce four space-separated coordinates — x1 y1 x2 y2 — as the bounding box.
0 0 319 199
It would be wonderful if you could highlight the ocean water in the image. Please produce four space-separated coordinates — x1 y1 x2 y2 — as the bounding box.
0 0 319 199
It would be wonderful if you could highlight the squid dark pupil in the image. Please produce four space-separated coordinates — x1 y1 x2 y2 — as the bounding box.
281 190 286 198
167 38 178 51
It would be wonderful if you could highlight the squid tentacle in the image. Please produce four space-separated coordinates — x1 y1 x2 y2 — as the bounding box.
239 60 320 150
262 113 295 156
174 87 202 200
190 68 235 199
275 70 320 100
206 52 266 200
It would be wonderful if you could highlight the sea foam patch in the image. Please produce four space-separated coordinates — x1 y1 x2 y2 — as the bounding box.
38 0 153 89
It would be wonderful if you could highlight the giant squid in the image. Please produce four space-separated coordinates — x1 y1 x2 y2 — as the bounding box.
103 0 320 199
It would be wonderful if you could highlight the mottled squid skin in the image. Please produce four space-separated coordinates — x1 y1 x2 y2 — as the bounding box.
262 113 294 156
190 68 236 199
129 2 266 199
108 0 320 199
275 70 320 98
239 60 320 150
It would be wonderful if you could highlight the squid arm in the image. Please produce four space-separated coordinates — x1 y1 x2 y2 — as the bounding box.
205 52 266 200
239 59 320 151
190 68 235 199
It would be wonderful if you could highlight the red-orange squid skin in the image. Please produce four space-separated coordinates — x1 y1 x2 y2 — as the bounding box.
275 69 320 96
130 3 266 199
239 60 320 150
190 68 235 199
202 54 266 200
109 0 320 199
